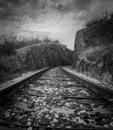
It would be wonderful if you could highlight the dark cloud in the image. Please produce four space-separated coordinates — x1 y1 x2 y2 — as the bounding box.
0 0 113 21
74 0 91 9
85 0 113 21
0 0 22 7
0 0 91 21
0 0 113 49
70 0 92 11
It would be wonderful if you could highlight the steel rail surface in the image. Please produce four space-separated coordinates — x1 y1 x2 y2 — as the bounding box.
61 67 113 102
0 67 50 97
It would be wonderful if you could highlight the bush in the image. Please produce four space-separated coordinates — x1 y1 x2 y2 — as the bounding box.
0 35 42 54
15 36 42 49
0 56 22 83
102 71 112 83
0 39 16 56
0 56 21 74
24 41 73 70
0 36 73 83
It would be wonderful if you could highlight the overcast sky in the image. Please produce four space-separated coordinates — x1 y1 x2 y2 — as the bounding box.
0 0 113 50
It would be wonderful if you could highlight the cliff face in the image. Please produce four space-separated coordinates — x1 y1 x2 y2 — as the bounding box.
73 28 113 83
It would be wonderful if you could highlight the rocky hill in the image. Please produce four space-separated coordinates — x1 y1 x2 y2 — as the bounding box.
73 27 113 83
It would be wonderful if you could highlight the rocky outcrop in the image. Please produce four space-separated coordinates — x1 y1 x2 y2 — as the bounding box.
73 28 113 83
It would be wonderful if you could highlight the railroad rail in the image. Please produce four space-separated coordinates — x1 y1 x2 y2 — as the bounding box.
0 67 113 130
0 67 50 99
62 67 113 102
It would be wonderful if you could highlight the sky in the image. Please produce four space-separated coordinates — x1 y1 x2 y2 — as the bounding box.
0 0 113 50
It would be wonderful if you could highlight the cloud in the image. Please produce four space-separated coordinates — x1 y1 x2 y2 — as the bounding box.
0 0 113 49
60 0 92 11
0 0 113 22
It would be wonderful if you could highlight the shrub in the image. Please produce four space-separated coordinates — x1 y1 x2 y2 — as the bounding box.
0 36 73 83
102 71 112 83
24 41 73 70
0 39 16 56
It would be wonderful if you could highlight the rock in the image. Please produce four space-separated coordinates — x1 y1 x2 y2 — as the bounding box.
73 28 113 84
27 101 35 109
103 124 109 128
39 127 46 130
18 115 25 120
98 105 104 108
55 113 59 118
11 113 15 116
50 123 55 127
99 120 106 126
15 114 21 120
72 117 86 125
66 126 71 128
91 103 95 107
5 109 11 118
78 110 86 115
29 84 34 87
53 118 58 123
22 74 25 76
109 122 113 127
102 119 106 121
65 102 70 107
80 104 84 108
26 121 31 126
79 90 89 96
58 123 64 128
23 98 27 103
95 112 101 117
82 113 90 120
88 119 96 125
17 97 21 100
27 127 32 130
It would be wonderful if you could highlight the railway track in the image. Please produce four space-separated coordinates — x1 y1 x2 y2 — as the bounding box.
0 67 113 130
62 67 113 102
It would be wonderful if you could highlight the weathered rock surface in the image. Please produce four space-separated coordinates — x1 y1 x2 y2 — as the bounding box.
73 28 113 83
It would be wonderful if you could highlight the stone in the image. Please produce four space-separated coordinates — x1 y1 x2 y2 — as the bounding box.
39 127 46 130
78 110 86 114
95 112 101 117
55 113 59 118
82 113 90 119
23 98 27 103
27 127 32 130
53 118 58 123
103 124 109 128
5 109 11 118
91 103 95 107
73 28 113 85
109 122 113 127
26 121 31 126
29 84 34 87
18 115 25 120
27 101 35 109
66 126 71 128
80 104 84 108
65 102 70 107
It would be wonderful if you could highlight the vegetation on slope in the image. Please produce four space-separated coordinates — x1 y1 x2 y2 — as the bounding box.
0 35 42 56
73 12 113 84
0 36 73 83
24 42 73 70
